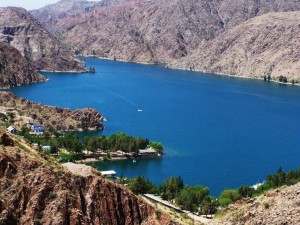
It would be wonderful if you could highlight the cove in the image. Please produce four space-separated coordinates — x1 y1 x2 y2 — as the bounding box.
10 57 300 196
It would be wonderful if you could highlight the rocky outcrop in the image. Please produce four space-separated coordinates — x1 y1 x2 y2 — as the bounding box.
0 41 46 89
210 183 300 225
0 132 175 225
0 91 104 131
0 7 85 72
0 131 14 146
171 12 300 82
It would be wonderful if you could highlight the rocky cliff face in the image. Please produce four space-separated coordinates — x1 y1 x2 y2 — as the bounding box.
210 182 300 225
30 0 127 34
32 0 300 62
171 12 300 82
0 41 46 89
0 131 175 225
0 7 85 72
0 91 104 131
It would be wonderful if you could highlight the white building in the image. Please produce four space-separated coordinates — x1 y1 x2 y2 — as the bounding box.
7 126 17 134
100 170 117 178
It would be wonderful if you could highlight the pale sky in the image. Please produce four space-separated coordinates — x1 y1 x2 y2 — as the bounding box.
0 0 61 10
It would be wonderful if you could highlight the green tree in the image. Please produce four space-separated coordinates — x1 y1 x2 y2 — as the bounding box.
149 142 163 154
201 196 219 218
219 189 241 207
175 185 209 212
238 185 255 198
128 176 157 194
161 176 184 201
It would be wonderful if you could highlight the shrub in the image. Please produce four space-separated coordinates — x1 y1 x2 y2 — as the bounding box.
219 189 241 207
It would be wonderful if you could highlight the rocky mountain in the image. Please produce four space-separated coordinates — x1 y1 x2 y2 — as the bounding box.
0 7 85 72
210 182 300 225
31 0 127 34
31 0 300 70
0 41 46 89
171 11 300 82
0 91 104 131
0 130 175 225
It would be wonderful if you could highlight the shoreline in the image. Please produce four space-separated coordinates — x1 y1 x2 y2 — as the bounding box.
39 69 87 73
82 55 300 87
77 155 163 164
168 65 300 87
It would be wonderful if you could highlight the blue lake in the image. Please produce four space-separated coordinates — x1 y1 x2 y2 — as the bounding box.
10 57 300 196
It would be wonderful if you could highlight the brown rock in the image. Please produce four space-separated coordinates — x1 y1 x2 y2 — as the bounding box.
171 11 300 82
0 7 85 72
0 133 176 225
0 132 14 146
0 41 46 88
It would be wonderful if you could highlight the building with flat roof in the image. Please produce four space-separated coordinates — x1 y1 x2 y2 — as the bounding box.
7 126 17 134
100 170 117 178
139 148 158 157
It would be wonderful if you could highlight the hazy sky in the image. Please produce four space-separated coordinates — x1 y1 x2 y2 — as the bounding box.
0 0 61 10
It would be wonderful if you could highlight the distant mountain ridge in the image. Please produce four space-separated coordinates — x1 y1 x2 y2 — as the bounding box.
30 0 300 82
0 7 85 72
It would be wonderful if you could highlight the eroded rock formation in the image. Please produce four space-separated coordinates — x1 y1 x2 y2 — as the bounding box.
0 131 175 225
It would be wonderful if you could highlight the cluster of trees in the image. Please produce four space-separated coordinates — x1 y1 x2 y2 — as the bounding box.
278 75 288 83
19 128 162 161
127 167 300 216
83 132 162 154
19 127 83 154
127 176 218 216
0 112 15 125
218 167 300 207
88 66 96 73
263 74 272 81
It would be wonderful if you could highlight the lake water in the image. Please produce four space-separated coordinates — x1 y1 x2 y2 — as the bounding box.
10 57 300 196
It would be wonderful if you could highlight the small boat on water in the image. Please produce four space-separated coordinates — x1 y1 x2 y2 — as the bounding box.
132 159 136 163
137 109 143 112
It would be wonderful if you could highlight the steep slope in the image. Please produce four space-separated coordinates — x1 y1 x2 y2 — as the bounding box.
31 0 300 65
171 12 300 82
0 7 85 72
0 131 176 225
0 91 104 131
30 0 127 33
0 41 46 89
210 183 300 224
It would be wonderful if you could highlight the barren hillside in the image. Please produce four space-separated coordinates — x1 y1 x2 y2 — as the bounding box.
171 12 300 82
0 7 85 72
0 130 176 225
210 182 300 224
0 41 46 89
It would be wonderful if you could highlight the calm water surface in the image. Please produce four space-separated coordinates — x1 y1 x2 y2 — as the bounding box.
10 58 300 196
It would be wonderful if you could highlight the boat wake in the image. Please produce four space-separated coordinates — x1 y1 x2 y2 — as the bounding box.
109 91 141 112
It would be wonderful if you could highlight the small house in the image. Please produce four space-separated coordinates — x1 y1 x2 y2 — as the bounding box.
7 126 17 134
139 148 158 157
100 170 116 178
42 146 51 151
30 124 45 135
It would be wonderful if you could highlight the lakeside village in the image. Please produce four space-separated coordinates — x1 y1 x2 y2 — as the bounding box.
2 110 163 164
